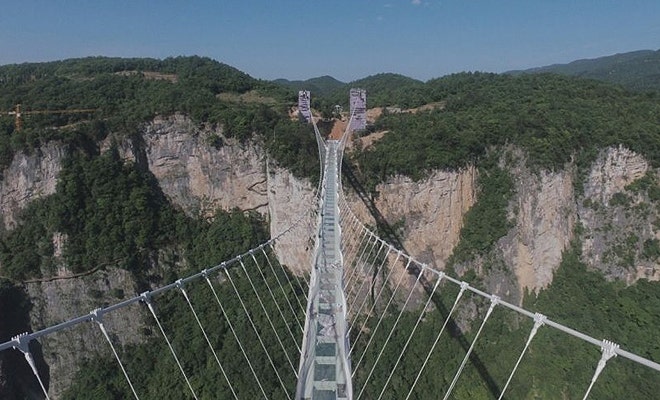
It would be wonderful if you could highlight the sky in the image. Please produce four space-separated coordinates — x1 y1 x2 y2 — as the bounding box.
0 1 659 82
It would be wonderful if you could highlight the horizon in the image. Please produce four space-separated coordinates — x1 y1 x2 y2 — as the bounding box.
1 1 659 82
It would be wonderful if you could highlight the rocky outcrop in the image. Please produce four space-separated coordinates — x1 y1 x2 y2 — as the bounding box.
0 115 318 398
347 146 657 304
0 142 67 230
500 167 576 296
347 167 478 269
2 112 658 397
141 115 269 217
583 146 648 204
579 147 659 282
25 267 148 398
267 165 317 276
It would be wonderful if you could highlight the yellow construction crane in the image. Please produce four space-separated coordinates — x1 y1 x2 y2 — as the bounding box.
0 104 97 131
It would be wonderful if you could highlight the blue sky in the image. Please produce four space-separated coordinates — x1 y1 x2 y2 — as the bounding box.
0 1 658 82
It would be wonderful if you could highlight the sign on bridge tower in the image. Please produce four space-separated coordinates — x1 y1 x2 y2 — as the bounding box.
298 90 312 123
349 88 366 131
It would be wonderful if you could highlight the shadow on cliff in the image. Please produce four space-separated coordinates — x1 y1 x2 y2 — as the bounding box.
0 280 50 400
340 161 502 398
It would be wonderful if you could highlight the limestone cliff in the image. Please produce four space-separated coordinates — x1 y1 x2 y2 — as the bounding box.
346 167 478 269
0 115 316 399
579 146 660 282
349 146 658 305
499 164 576 298
1 111 657 397
0 142 67 230
25 268 148 398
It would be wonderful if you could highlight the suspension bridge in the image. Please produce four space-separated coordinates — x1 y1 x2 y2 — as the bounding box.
1 102 659 399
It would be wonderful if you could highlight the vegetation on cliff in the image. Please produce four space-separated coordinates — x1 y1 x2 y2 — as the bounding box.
350 72 660 192
0 56 320 180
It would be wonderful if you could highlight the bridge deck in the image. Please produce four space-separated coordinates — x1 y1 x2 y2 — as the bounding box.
297 140 352 400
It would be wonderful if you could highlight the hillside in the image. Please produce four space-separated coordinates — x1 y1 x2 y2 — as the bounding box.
509 49 660 92
274 75 345 96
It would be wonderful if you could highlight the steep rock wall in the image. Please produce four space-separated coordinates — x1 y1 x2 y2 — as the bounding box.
25 268 148 399
346 146 657 305
0 142 67 230
267 165 316 276
500 167 576 296
140 115 269 217
579 146 659 282
347 167 478 270
0 115 317 398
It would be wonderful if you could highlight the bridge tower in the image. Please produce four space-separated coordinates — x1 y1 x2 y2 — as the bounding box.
298 90 312 123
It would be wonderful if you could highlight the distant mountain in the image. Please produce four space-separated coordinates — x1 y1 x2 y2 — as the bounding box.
510 49 660 92
316 73 427 109
273 75 345 96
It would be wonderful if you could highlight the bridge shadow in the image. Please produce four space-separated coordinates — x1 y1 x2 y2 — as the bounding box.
341 161 502 398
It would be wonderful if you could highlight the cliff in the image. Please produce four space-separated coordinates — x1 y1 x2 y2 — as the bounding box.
348 146 658 305
0 115 316 398
1 113 657 397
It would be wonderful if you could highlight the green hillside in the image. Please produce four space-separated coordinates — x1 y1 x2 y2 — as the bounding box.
352 72 660 190
0 56 319 180
510 49 660 92
274 75 346 96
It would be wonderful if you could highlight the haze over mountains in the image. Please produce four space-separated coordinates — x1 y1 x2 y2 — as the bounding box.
276 49 660 93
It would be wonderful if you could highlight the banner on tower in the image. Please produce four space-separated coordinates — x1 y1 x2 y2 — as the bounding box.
298 90 312 123
349 88 366 131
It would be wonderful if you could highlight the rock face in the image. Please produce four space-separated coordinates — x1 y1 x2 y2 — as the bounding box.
0 142 67 230
500 167 576 296
348 146 658 304
0 115 317 399
135 115 317 273
347 167 478 269
25 268 148 399
140 115 269 217
579 147 659 282
1 110 657 398
267 165 317 276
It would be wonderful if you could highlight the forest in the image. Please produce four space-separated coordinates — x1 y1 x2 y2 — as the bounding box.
0 56 658 398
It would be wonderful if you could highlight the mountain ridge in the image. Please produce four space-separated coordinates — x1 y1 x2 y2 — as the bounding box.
508 49 660 92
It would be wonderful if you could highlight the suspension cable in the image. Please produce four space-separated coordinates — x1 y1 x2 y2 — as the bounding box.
141 292 198 400
176 280 238 399
249 252 302 352
90 309 141 400
224 268 293 399
349 249 402 344
377 272 444 400
347 241 386 315
204 274 268 399
11 334 51 400
355 266 424 400
350 245 394 325
342 228 371 293
346 232 379 303
268 242 309 309
261 246 305 332
442 295 499 400
405 281 469 400
238 258 298 376
497 312 546 400
350 257 412 361
582 340 619 400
